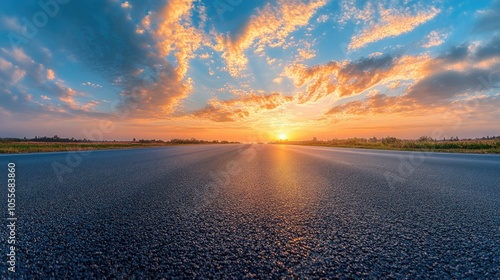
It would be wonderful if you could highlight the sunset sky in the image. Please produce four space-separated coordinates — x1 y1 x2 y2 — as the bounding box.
0 0 499 141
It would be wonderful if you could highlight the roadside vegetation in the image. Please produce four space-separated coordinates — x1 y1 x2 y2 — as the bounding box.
270 136 500 154
0 136 240 154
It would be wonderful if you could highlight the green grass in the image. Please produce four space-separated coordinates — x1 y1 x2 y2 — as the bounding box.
2 139 499 154
0 141 176 154
275 139 500 154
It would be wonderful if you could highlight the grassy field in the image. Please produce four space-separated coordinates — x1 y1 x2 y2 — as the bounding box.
2 139 500 154
273 139 500 154
0 141 178 154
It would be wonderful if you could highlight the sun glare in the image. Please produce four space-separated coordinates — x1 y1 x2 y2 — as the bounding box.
279 134 287 140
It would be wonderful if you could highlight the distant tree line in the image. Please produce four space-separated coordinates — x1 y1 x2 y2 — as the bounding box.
135 138 238 144
269 135 500 151
0 136 240 144
168 138 237 144
0 135 87 142
271 135 500 145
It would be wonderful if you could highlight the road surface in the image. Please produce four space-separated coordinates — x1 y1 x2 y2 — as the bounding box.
1 144 499 278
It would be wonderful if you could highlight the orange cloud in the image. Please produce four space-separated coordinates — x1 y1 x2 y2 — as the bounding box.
214 0 326 76
121 1 131 9
284 50 442 104
295 41 316 62
47 69 55 80
324 92 500 135
284 62 338 103
338 0 374 25
59 87 79 109
325 39 500 120
155 0 205 79
326 94 419 116
349 5 440 50
81 100 100 112
284 53 435 104
423 30 446 48
193 93 294 122
118 74 194 119
0 57 25 85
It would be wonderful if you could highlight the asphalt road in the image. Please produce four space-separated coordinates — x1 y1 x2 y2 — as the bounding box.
1 144 499 278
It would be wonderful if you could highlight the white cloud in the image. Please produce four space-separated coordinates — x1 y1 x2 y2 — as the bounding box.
81 81 102 88
47 69 55 80
423 30 447 48
347 3 440 50
317 14 329 23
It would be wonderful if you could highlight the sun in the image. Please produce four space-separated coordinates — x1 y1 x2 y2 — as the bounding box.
279 133 287 140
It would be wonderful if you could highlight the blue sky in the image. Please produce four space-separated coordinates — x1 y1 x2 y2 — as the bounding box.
0 0 499 141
